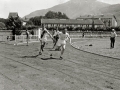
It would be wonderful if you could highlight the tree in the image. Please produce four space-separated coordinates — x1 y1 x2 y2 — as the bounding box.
29 16 44 26
29 11 69 26
45 11 55 19
26 20 33 26
0 18 8 29
45 11 69 19
6 16 22 39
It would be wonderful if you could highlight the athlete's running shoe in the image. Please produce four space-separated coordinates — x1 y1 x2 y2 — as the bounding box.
39 52 42 55
59 56 63 60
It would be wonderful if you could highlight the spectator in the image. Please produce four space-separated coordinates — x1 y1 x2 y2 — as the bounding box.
110 29 117 49
82 31 85 38
26 29 30 46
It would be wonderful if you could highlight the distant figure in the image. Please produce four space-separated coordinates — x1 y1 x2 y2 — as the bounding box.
110 29 117 48
7 36 9 41
82 31 85 38
52 28 60 49
26 29 30 46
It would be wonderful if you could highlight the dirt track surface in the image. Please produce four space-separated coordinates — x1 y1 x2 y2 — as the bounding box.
0 41 120 90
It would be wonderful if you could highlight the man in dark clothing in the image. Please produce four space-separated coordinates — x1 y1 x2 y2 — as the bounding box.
26 29 29 46
110 29 117 48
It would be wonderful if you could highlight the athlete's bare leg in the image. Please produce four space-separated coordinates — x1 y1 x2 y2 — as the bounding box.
60 44 65 59
39 41 45 55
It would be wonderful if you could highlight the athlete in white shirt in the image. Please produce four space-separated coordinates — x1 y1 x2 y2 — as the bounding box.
56 28 71 59
39 27 53 55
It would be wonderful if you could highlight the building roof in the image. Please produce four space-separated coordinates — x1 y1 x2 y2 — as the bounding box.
8 12 18 18
77 15 115 19
41 19 104 25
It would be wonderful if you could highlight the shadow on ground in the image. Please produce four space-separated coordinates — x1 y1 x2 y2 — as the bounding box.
21 54 39 58
41 57 60 60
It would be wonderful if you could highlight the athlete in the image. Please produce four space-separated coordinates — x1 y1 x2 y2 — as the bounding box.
52 27 60 49
39 27 54 55
56 28 71 59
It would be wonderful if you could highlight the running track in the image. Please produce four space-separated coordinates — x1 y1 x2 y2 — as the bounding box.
0 42 120 90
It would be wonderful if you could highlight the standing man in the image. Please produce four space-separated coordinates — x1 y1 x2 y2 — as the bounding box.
56 28 71 59
110 29 117 48
26 29 30 46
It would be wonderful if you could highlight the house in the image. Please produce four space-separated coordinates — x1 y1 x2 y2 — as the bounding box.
41 19 104 29
8 12 19 19
21 17 29 26
77 15 118 27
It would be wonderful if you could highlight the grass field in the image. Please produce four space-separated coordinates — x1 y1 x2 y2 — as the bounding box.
72 37 120 59
0 38 120 90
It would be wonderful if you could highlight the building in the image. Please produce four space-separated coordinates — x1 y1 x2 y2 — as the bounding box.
21 17 29 26
77 15 117 27
41 19 104 29
8 12 19 19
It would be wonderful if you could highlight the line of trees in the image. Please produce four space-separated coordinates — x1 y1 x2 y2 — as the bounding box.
0 11 69 30
29 11 69 26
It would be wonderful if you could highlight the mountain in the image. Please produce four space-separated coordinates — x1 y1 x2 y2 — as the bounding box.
100 4 120 15
100 4 120 26
24 0 109 19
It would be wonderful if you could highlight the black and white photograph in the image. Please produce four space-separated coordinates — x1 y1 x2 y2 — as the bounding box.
0 0 120 89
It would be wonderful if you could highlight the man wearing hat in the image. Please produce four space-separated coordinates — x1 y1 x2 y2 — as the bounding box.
110 29 117 48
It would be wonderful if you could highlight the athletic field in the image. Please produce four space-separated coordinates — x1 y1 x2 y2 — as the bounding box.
0 37 120 90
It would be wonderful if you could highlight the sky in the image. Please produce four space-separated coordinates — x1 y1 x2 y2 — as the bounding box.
0 0 120 19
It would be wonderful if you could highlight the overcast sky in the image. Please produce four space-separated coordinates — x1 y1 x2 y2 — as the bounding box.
0 0 120 18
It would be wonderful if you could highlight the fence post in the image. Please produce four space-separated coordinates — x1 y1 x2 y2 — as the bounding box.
15 34 16 45
23 35 24 42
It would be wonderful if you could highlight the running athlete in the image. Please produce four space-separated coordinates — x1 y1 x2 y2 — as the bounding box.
56 28 71 59
39 27 53 55
52 28 60 49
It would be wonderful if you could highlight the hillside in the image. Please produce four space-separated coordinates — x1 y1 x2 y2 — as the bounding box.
100 4 120 26
24 0 109 19
100 4 120 14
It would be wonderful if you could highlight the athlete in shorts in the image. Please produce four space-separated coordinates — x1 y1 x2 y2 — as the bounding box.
56 28 71 59
39 27 53 55
52 28 60 49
